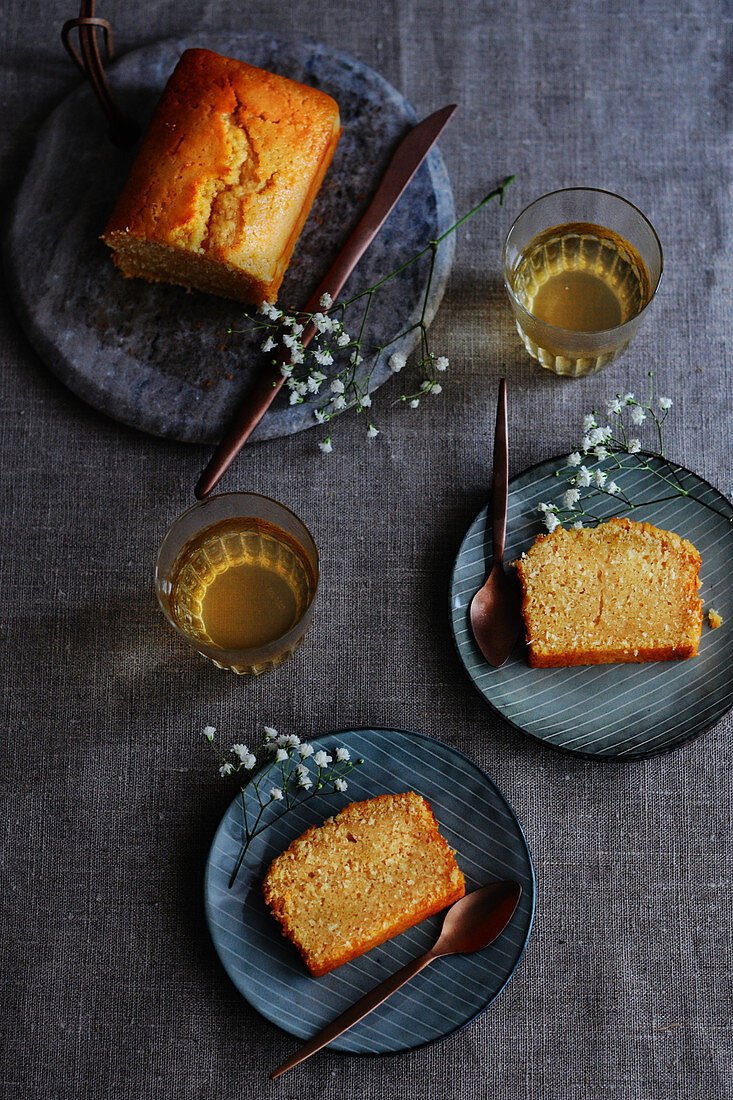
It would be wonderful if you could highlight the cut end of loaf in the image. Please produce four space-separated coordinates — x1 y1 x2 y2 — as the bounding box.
102 233 279 303
514 517 703 667
262 792 465 976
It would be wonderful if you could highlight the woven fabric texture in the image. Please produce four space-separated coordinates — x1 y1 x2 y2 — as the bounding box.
1 2 731 1098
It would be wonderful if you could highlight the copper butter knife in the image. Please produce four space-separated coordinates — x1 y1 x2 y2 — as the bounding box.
194 104 457 499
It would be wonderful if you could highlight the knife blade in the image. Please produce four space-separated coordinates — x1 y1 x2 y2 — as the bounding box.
194 104 457 499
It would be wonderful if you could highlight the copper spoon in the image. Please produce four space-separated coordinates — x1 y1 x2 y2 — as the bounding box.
469 378 522 667
270 879 522 1080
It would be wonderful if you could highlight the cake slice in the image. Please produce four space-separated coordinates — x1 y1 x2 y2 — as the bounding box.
262 792 465 976
102 48 341 304
514 517 703 667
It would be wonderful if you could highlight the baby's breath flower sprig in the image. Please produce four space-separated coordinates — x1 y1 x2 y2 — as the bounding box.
233 177 514 448
203 724 364 888
537 372 732 530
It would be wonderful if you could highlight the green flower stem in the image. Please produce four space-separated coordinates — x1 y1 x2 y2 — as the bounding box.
239 789 249 843
228 797 268 887
338 178 513 307
421 245 438 325
346 290 376 389
616 419 629 448
223 752 362 889
652 447 686 491
634 456 689 495
651 411 665 457
280 761 290 807
418 244 438 379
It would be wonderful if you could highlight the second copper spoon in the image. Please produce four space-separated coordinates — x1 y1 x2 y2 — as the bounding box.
270 879 522 1079
469 378 522 666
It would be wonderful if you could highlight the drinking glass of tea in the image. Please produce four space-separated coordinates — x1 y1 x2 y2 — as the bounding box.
502 187 663 376
155 493 319 675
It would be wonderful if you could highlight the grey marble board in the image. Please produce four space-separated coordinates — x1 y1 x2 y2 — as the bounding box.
4 34 455 444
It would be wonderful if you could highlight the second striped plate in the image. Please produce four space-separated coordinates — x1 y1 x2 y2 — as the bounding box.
204 727 534 1054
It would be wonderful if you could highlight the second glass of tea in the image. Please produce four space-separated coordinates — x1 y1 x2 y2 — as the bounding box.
155 492 318 675
502 188 663 376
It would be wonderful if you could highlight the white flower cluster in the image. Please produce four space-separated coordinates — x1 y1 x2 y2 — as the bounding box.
536 381 676 531
294 763 312 790
232 743 257 770
578 417 614 460
203 724 364 885
396 352 450 412
257 298 354 411
255 296 453 453
313 345 450 450
257 296 394 449
259 734 354 799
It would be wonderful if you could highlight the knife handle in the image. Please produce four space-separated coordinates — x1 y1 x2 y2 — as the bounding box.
491 378 508 569
194 105 457 500
269 949 436 1079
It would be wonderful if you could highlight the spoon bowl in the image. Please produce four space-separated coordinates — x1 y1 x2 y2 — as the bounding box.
470 564 522 668
434 879 523 956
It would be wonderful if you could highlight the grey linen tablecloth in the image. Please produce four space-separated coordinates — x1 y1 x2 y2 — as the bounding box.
1 2 731 1098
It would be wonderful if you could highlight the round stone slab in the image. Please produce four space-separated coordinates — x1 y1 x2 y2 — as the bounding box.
4 34 455 444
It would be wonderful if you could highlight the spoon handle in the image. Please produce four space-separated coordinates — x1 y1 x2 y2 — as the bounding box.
269 949 436 1079
491 378 508 568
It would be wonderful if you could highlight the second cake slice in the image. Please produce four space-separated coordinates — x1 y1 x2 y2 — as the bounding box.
514 517 703 667
262 792 465 976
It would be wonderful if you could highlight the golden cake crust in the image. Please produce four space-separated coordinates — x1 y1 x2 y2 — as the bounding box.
514 517 703 667
102 48 341 303
262 792 465 977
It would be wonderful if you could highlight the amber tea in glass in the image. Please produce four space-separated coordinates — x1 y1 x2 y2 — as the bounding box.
503 189 663 376
155 493 318 675
512 223 650 331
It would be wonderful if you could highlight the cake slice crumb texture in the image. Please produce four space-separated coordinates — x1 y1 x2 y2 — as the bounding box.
514 518 703 667
262 792 465 976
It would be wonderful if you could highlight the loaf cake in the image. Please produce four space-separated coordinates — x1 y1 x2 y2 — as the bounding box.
515 517 703 667
262 792 465 976
102 49 341 304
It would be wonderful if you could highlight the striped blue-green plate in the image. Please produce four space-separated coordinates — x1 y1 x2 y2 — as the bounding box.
450 456 733 759
204 727 534 1054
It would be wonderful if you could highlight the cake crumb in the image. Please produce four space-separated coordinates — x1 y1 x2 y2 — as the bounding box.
708 608 723 629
